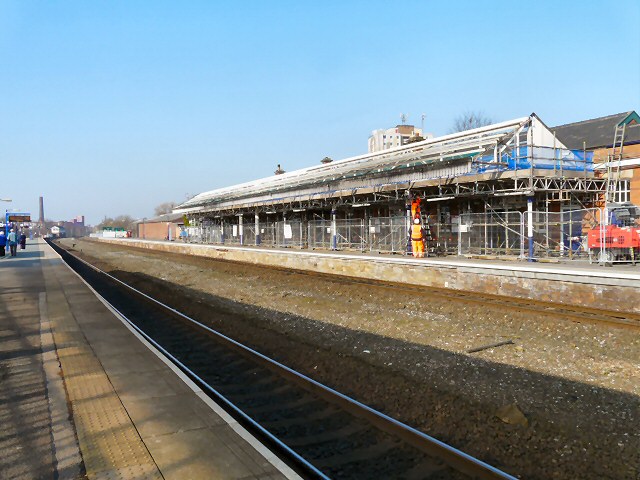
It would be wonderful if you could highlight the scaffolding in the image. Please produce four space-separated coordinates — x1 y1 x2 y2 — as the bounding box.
174 113 616 262
177 114 599 216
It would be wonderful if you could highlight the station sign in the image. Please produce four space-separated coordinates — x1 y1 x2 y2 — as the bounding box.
6 213 31 222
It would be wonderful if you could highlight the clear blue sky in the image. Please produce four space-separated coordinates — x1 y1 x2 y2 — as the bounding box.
1 1 639 225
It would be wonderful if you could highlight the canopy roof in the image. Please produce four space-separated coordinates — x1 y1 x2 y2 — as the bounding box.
176 114 568 213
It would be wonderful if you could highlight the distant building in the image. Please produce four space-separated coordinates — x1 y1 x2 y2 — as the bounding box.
136 213 184 241
51 225 66 238
368 124 433 153
62 215 88 237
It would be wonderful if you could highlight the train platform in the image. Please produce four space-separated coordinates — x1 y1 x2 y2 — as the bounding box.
0 239 299 480
97 237 640 314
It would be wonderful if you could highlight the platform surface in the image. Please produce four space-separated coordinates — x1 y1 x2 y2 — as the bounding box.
0 239 298 480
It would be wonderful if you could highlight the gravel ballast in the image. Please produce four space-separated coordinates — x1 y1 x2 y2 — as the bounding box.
58 239 640 479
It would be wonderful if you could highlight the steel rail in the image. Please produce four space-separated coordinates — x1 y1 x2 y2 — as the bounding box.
48 240 328 480
204 258 640 331
325 275 640 330
52 240 517 480
90 237 640 329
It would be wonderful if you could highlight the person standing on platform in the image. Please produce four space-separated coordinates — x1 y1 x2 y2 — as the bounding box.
0 230 6 257
19 232 26 250
411 215 425 258
7 229 18 256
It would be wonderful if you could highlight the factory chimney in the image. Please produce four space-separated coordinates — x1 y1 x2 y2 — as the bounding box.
39 196 45 224
38 196 45 237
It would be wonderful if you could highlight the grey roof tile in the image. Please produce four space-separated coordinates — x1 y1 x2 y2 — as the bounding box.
551 111 640 149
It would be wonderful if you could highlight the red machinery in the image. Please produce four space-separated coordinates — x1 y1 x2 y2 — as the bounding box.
588 225 640 265
587 203 640 265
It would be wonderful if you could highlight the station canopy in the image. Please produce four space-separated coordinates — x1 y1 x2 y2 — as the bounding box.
176 114 588 213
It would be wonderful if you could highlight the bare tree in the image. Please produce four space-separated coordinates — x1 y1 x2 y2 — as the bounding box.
95 215 137 232
154 201 177 216
450 111 493 133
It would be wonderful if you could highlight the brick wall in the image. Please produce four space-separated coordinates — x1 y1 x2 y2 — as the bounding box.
593 143 640 205
136 222 179 240
592 143 640 163
631 168 640 206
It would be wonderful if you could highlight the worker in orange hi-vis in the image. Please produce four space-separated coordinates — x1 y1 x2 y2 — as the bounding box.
411 215 425 258
411 199 421 219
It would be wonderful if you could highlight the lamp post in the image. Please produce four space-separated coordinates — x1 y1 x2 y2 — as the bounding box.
142 218 146 239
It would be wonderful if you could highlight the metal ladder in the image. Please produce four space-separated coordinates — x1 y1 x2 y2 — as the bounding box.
605 123 626 204
421 213 434 242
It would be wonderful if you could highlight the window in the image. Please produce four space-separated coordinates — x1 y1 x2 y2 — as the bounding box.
615 180 630 203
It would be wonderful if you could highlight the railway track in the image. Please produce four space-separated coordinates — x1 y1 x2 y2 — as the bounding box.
240 259 640 331
48 241 517 480
87 238 640 330
81 238 640 330
340 279 640 330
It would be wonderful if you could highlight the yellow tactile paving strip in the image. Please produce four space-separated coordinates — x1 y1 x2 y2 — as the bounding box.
73 409 161 478
41 261 163 480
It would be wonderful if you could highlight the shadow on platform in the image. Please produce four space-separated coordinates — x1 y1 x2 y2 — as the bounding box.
0 249 44 268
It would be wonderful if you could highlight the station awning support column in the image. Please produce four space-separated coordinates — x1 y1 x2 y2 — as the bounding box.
527 196 534 261
255 213 261 245
331 208 337 250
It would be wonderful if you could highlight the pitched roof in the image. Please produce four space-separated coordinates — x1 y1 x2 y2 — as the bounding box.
176 115 535 212
551 111 640 150
135 212 184 224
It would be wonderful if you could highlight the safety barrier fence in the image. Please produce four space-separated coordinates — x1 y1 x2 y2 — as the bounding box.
528 208 600 260
367 216 410 254
178 208 638 265
192 217 409 253
308 220 332 250
459 211 524 257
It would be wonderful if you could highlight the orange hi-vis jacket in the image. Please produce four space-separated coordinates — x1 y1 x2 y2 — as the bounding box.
411 223 423 241
411 200 421 218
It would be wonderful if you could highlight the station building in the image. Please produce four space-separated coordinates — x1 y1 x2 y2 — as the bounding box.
135 213 184 241
175 113 634 259
552 111 640 205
